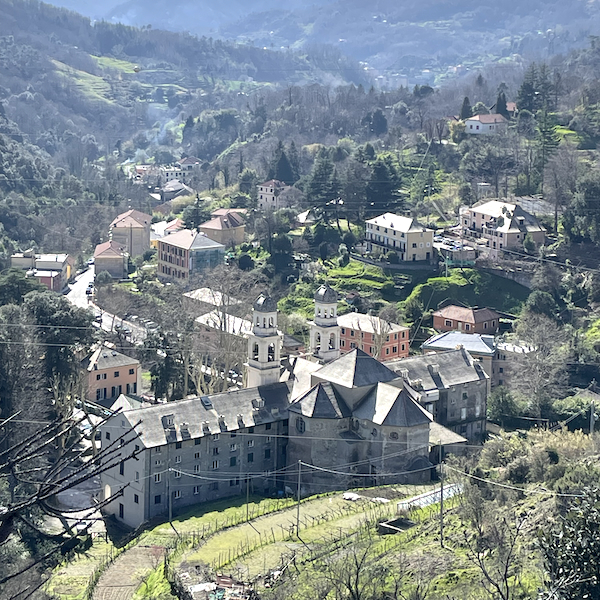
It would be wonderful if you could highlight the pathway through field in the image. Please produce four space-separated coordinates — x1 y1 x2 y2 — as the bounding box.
93 545 166 600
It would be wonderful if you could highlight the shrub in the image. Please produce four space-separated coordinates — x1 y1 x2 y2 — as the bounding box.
387 251 399 264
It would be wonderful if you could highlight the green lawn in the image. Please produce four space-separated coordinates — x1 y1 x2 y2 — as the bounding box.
51 59 113 105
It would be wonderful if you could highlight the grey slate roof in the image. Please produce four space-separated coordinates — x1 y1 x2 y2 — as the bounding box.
289 382 351 419
82 346 139 372
313 349 398 389
422 331 496 356
314 284 338 304
385 348 488 390
354 382 432 427
122 381 292 448
254 293 277 313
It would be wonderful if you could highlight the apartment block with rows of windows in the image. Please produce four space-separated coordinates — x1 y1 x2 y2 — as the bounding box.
100 386 290 528
337 312 410 361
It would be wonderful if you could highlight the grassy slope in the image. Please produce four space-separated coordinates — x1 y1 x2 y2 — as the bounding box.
404 268 530 314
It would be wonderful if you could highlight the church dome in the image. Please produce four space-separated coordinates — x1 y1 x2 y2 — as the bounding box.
253 293 277 312
314 284 338 304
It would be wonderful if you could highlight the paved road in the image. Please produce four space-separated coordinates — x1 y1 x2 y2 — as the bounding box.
66 267 146 344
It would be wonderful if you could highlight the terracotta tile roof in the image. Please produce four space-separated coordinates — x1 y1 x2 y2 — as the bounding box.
433 305 500 324
466 113 507 124
110 209 152 229
160 229 226 251
94 240 126 258
199 213 245 230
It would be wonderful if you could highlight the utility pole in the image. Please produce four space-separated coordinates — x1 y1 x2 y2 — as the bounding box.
296 460 302 537
246 476 250 522
439 441 444 548
591 400 595 435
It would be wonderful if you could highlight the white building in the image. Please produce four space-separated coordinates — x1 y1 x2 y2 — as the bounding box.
465 114 508 135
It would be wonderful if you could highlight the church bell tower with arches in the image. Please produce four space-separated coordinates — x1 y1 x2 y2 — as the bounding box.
310 284 340 363
245 293 281 388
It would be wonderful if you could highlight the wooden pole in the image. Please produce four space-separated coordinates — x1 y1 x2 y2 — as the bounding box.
296 460 301 537
439 441 444 548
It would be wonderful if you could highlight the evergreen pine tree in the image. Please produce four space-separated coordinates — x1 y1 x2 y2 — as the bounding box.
517 63 538 112
306 150 335 207
366 157 401 214
459 97 472 120
288 141 300 183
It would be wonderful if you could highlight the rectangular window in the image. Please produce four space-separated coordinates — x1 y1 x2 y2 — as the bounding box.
134 494 139 504
401 344 405 351
155 447 161 453
175 456 181 463
96 389 102 401
230 443 237 451
155 460 161 466
175 442 182 449
385 348 390 355
96 374 101 381
341 340 345 347
105 432 110 441
247 440 254 448
194 451 201 459
392 346 397 353
154 473 161 483
247 452 254 463
212 434 220 441
114 371 119 378
102 373 107 380
155 494 161 504
230 456 237 467
350 330 354 337
265 449 271 459
194 464 200 473
135 471 139 481
212 460 219 470
195 438 201 445
230 478 239 487
212 447 219 455
119 462 124 476
462 392 468 400
445 320 452 327
265 423 272 430
173 470 181 478
341 328 346 334
129 368 135 375
461 408 467 420
173 490 181 499
210 482 219 491
193 486 200 495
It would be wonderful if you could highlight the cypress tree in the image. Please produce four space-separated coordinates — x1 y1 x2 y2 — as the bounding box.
496 91 509 118
460 97 472 120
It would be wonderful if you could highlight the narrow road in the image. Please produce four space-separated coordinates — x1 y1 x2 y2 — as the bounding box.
66 267 146 344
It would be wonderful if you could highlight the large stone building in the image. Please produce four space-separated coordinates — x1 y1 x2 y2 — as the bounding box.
100 293 475 528
365 213 434 262
157 229 225 284
460 200 545 255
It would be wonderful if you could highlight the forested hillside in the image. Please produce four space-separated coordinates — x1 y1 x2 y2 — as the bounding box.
45 0 600 79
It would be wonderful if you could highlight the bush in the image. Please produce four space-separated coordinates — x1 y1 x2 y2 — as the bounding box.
95 271 113 286
238 254 255 271
387 251 399 264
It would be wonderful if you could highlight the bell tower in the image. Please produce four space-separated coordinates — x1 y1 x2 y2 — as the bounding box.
245 293 281 388
310 284 340 363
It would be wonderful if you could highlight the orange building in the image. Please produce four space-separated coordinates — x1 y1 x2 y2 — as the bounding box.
338 312 410 361
432 305 500 334
82 345 140 403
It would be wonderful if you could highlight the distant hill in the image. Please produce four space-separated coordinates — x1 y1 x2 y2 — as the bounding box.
44 0 600 80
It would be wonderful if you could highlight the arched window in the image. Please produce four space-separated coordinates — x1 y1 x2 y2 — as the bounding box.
252 343 259 361
329 333 336 350
330 308 334 317
317 308 321 317
267 343 275 362
269 317 274 327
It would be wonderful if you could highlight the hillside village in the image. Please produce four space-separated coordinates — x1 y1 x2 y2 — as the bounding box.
4 1 600 598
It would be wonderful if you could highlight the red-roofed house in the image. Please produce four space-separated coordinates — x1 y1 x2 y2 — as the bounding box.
465 113 507 135
94 241 128 279
176 156 201 171
199 212 246 246
109 209 152 257
433 305 501 334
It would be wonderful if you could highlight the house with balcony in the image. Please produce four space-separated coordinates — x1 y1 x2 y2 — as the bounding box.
157 229 225 284
460 200 545 254
365 213 434 262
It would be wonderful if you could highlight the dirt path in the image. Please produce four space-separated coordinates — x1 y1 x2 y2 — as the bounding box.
93 545 166 600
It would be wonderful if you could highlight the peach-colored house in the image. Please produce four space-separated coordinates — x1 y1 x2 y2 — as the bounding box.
110 209 152 257
82 345 140 403
433 305 500 334
338 312 410 361
198 212 245 246
94 241 128 279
